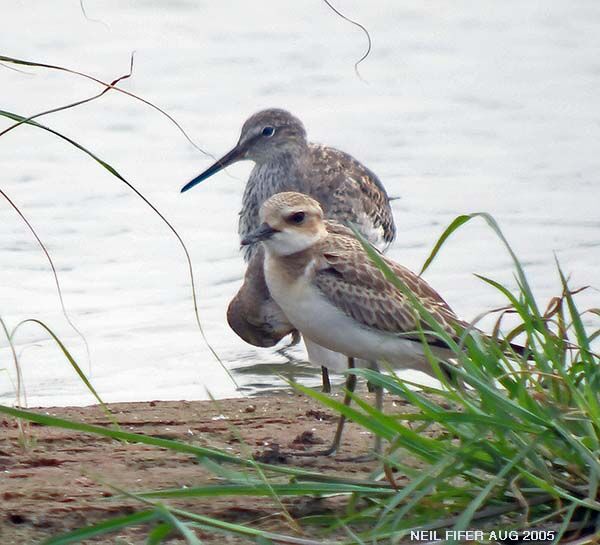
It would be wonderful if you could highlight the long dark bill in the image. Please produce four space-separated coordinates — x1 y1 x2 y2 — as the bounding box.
180 144 246 193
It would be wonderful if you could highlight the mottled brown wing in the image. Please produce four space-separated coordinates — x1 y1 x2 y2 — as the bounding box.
307 144 396 248
314 232 465 343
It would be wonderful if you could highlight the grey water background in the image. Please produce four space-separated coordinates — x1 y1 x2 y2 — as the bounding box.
1 1 599 406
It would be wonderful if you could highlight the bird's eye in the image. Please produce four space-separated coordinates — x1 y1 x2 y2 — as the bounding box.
261 126 275 137
288 212 305 224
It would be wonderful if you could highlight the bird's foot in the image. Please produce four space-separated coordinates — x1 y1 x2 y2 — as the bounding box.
338 437 382 462
284 447 338 458
337 451 378 463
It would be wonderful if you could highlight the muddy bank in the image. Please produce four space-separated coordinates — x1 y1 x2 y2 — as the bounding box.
0 391 409 544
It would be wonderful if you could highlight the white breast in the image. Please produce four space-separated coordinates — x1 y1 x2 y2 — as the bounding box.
264 255 438 377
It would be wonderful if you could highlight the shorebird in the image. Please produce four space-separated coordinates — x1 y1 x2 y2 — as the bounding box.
226 245 299 348
241 192 466 456
181 108 396 392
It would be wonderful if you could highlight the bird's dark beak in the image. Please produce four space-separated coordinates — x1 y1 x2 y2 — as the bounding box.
180 142 247 193
240 223 278 246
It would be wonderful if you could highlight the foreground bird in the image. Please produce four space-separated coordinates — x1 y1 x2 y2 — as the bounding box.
182 108 396 391
241 192 466 455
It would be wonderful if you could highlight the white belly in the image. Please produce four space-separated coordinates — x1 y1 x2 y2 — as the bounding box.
303 338 375 373
265 258 437 377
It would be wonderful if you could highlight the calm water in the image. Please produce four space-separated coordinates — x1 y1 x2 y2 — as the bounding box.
1 1 599 406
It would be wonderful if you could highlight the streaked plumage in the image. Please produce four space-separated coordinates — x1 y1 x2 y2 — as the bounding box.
182 109 397 390
238 141 395 257
245 192 464 376
313 226 461 342
241 193 533 456
241 191 463 455
182 109 396 259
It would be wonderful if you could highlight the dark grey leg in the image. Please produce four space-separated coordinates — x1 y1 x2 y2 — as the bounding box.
339 360 383 461
289 357 356 457
366 360 379 392
373 380 383 455
324 357 356 455
321 366 331 393
368 360 383 455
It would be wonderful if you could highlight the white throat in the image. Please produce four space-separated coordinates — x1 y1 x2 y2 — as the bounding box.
263 228 324 256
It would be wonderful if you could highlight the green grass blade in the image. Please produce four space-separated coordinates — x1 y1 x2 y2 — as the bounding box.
147 522 173 545
291 381 448 463
451 444 535 535
137 482 393 499
419 214 473 275
11 319 115 425
42 510 159 545
157 506 204 545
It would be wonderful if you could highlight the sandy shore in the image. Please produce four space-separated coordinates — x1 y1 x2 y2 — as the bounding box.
0 390 405 544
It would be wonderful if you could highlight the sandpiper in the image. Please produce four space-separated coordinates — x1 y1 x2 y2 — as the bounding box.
182 108 397 392
241 192 466 455
226 245 299 348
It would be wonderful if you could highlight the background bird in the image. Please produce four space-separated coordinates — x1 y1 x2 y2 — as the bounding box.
182 108 396 392
226 245 299 348
241 192 469 456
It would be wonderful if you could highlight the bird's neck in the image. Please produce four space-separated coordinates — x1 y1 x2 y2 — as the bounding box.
264 147 309 175
264 245 315 286
251 150 310 198
239 146 312 255
264 227 327 278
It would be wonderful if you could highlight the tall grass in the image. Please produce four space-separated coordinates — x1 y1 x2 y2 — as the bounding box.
2 52 597 545
1 215 598 544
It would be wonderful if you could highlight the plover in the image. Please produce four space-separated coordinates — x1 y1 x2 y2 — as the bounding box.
241 192 466 455
182 109 396 392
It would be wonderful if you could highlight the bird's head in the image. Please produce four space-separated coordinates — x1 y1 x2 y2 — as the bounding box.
241 192 327 256
181 109 307 193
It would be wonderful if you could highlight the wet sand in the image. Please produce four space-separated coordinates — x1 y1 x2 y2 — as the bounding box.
0 391 409 544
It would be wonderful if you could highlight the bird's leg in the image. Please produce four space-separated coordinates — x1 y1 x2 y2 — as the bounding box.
366 359 377 391
373 379 384 455
368 360 383 455
288 357 356 457
325 357 356 454
321 366 331 393
339 360 383 462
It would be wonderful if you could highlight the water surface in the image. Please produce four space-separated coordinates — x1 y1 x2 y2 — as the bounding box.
1 1 599 406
